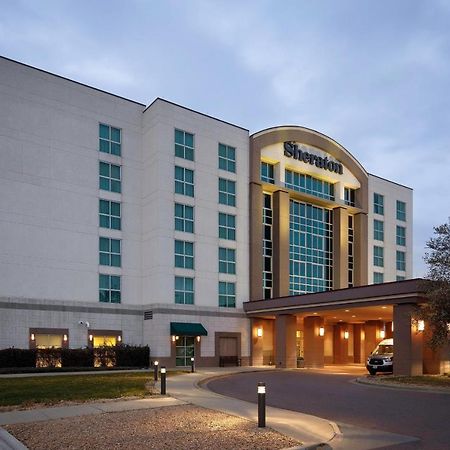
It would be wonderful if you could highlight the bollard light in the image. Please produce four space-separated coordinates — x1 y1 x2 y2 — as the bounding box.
160 366 166 395
190 356 195 373
257 382 266 428
153 360 159 382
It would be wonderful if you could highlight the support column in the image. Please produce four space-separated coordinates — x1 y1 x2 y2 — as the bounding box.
363 320 383 361
333 323 349 364
393 303 423 376
250 182 263 301
250 318 264 366
354 213 368 286
303 316 325 368
332 207 349 290
274 314 297 368
273 190 290 297
353 324 364 363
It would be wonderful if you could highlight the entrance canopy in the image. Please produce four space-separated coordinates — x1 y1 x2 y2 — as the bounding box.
170 322 208 336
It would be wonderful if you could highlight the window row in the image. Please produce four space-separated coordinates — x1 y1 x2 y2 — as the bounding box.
175 277 235 308
374 273 406 284
373 193 407 221
373 246 406 271
373 220 406 246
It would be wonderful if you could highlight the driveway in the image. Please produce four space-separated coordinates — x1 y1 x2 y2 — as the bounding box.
207 367 450 449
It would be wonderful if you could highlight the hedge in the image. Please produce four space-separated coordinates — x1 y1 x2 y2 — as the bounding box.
0 345 150 370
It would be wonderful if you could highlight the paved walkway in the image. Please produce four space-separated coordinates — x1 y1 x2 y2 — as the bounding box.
0 367 421 449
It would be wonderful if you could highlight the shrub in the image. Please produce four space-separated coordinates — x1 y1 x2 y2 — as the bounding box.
0 348 36 368
115 345 150 368
61 348 94 368
36 348 62 368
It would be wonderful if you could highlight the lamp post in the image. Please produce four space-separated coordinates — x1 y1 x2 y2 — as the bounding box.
153 360 159 382
257 382 266 428
190 356 195 373
160 366 166 395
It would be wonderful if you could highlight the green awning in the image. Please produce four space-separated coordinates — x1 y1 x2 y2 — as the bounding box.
170 322 208 336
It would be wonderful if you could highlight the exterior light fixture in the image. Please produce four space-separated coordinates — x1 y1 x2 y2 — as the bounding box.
391 322 394 332
257 327 263 337
63 334 68 342
30 333 35 341
380 330 386 339
196 336 201 342
117 335 122 342
344 330 349 340
257 382 266 428
418 320 425 332
171 335 176 342
89 334 93 342
175 335 179 341
319 327 325 337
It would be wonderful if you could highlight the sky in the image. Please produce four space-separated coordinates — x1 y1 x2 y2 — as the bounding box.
1 0 450 277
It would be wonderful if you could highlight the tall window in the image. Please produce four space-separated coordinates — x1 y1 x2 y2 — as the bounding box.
374 193 384 215
99 274 121 303
219 213 236 240
285 170 334 201
289 200 333 294
397 200 406 221
344 187 356 207
373 272 384 284
99 237 121 267
175 166 194 197
396 251 406 271
261 162 274 184
218 178 236 206
99 162 121 193
175 336 194 367
99 199 121 230
373 246 384 267
263 194 273 299
219 281 236 307
99 123 121 156
373 219 384 241
396 225 406 246
218 247 236 274
218 143 236 173
175 129 194 161
348 215 354 288
174 276 194 305
174 240 194 269
175 204 194 233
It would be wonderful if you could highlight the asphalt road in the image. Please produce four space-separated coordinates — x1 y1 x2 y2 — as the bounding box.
207 368 450 450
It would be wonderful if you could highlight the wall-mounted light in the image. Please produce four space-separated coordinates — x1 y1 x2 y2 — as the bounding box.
196 336 201 342
380 330 386 339
176 335 179 341
418 320 425 332
30 333 35 341
391 322 394 332
63 334 68 342
344 330 349 340
171 335 176 342
319 327 325 337
117 335 122 342
257 327 263 337
89 334 93 342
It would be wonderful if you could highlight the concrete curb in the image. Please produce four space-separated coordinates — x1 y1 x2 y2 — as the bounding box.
354 376 450 394
0 428 28 450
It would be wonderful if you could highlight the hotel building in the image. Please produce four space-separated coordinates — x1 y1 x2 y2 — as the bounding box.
0 56 447 375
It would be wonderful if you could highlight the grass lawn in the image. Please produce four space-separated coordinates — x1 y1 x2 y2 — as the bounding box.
382 374 450 388
0 371 185 408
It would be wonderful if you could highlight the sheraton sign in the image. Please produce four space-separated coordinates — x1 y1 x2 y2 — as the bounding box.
284 142 343 175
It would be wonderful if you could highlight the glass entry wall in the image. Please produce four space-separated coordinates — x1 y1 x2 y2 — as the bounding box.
289 199 333 294
176 336 195 366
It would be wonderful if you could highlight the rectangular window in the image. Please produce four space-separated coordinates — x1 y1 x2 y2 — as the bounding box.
175 166 194 197
397 275 405 281
99 123 121 156
285 169 334 201
174 240 194 269
218 247 236 274
396 250 406 271
396 225 406 246
261 162 274 184
218 143 236 173
99 161 121 193
219 281 236 308
397 200 406 221
374 193 384 215
373 219 384 241
99 237 121 267
174 276 194 305
99 274 121 303
373 245 384 267
99 199 121 230
175 203 194 233
175 129 194 161
219 213 236 240
373 272 384 284
218 178 236 206
344 187 356 207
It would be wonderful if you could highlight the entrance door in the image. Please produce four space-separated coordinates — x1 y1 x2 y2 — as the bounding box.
219 337 237 357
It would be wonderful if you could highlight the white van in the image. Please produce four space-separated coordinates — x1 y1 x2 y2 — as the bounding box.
366 338 393 375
